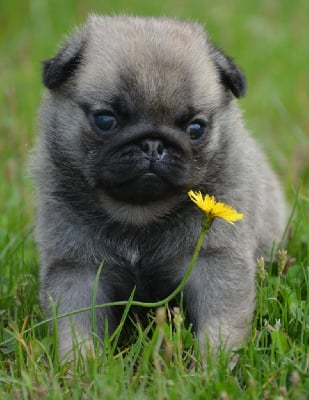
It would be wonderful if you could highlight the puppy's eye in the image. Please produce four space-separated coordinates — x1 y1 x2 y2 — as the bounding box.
93 113 117 131
186 120 208 140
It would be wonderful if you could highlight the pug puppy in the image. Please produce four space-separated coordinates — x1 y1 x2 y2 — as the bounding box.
31 15 287 358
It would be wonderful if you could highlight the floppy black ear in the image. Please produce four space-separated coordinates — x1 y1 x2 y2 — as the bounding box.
209 43 247 98
42 30 85 89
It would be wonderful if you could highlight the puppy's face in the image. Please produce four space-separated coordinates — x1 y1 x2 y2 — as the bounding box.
41 16 246 223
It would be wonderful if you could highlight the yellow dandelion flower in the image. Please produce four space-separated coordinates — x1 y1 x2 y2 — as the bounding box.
188 190 244 225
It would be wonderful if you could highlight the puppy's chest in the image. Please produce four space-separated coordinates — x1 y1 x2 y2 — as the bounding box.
123 246 141 268
103 227 175 269
110 240 179 300
116 242 162 271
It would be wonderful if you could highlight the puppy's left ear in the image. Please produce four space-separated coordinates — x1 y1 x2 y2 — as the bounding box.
42 29 86 90
209 43 247 98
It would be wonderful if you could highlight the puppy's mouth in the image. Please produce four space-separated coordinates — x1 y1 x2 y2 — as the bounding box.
94 136 192 205
107 171 178 204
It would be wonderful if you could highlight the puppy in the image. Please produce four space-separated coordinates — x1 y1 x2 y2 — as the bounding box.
31 15 287 358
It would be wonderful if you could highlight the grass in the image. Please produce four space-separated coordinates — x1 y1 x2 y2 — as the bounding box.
0 0 308 398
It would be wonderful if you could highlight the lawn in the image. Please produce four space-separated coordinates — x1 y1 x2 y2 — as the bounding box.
0 0 308 398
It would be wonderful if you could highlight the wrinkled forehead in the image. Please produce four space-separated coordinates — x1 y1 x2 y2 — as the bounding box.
75 19 223 114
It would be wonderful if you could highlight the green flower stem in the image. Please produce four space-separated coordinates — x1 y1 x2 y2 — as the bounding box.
0 217 211 348
130 216 211 308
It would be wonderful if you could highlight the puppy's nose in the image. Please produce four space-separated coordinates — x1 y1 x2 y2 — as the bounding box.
140 138 164 160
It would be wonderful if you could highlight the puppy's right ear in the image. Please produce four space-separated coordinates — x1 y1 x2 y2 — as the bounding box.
208 42 247 99
42 30 85 89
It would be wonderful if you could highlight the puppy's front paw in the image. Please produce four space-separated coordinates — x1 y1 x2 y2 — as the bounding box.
57 324 96 362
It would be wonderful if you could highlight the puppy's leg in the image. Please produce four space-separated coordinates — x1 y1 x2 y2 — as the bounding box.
41 262 114 359
183 252 256 352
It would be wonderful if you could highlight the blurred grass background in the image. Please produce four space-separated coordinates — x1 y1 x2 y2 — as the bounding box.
1 0 308 300
1 0 308 287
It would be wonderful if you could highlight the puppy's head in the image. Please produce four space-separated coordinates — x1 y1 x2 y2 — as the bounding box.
40 15 246 224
